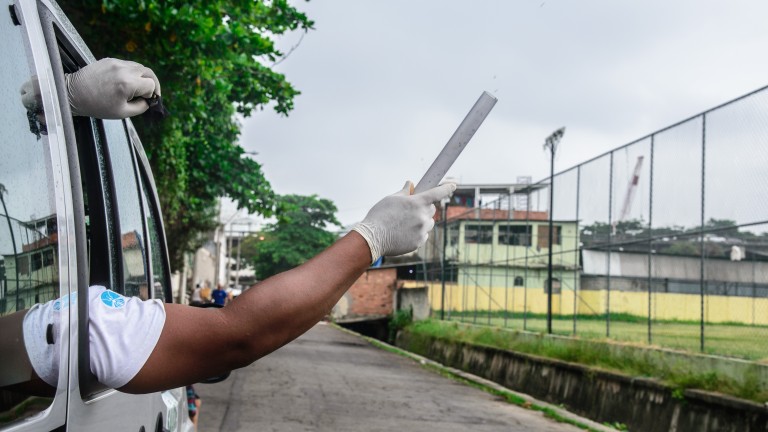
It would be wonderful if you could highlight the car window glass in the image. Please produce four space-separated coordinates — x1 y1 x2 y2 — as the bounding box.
101 120 148 299
138 167 168 301
0 5 59 422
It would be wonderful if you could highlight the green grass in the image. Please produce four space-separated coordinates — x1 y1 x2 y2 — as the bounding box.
440 310 768 361
407 319 768 403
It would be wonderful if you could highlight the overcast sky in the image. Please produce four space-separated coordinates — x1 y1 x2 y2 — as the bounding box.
230 0 768 229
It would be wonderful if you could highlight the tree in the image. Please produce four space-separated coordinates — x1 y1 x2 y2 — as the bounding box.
61 1 314 270
240 195 341 279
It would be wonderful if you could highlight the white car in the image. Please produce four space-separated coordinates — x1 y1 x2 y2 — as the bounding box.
0 1 199 430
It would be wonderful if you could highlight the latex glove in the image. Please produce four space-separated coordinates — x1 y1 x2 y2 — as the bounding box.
353 181 457 263
66 58 161 119
20 75 45 124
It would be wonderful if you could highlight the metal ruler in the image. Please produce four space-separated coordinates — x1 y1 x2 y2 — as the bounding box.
414 91 498 194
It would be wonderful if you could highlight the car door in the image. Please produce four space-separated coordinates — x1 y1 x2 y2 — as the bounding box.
1 1 190 430
33 2 190 431
0 0 73 430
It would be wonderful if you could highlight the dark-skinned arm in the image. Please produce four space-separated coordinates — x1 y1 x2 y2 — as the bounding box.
121 181 456 394
120 231 371 393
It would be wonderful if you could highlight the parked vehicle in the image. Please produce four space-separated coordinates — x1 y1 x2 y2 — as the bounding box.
0 0 195 430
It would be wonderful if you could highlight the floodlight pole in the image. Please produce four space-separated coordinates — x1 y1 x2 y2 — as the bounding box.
544 128 565 334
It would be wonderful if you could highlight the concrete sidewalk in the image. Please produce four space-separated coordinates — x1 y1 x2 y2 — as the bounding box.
196 323 601 431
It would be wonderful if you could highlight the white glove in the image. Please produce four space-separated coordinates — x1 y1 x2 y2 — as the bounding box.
20 75 45 124
353 181 457 263
66 58 161 119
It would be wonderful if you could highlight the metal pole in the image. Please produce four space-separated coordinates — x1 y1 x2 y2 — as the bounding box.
504 192 511 328
488 200 497 325
543 127 564 335
574 166 581 335
524 189 530 331
648 135 655 344
440 202 449 320
224 223 233 288
547 148 555 334
607 152 614 337
473 207 481 324
700 113 707 353
234 225 245 291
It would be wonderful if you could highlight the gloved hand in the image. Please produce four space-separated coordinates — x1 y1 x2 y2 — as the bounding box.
20 75 42 115
20 76 50 138
66 58 161 119
353 181 457 263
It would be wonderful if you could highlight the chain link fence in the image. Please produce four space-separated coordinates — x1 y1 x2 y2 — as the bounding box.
421 85 768 361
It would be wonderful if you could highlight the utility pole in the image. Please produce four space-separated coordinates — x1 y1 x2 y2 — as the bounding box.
544 127 565 334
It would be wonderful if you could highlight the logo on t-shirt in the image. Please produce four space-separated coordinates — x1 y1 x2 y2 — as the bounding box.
100 290 126 309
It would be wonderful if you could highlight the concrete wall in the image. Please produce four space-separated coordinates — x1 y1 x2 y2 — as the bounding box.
397 330 768 432
396 286 430 320
332 267 400 322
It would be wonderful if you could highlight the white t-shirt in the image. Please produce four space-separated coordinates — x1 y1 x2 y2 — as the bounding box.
191 287 203 303
22 285 166 389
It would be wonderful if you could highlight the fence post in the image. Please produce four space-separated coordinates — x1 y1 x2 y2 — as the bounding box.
574 166 581 335
648 135 655 344
700 113 707 353
440 202 449 320
504 192 511 328
607 152 614 337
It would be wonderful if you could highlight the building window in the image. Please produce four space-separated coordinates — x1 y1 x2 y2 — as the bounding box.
499 225 531 246
544 278 561 294
17 255 29 276
448 224 460 247
465 224 493 244
31 252 43 272
514 276 524 286
537 225 562 249
43 249 54 267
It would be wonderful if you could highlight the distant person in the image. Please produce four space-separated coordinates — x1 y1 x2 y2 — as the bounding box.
200 284 212 303
211 284 228 306
190 284 204 306
186 385 201 430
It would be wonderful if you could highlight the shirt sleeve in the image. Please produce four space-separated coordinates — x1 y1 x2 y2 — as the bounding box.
88 285 166 389
22 294 70 387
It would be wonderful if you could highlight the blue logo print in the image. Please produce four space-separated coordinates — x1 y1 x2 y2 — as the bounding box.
100 290 126 309
53 299 61 311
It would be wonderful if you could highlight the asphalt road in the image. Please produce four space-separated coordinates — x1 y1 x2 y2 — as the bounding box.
197 323 585 432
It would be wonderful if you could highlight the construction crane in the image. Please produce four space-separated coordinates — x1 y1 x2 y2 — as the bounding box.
612 156 644 234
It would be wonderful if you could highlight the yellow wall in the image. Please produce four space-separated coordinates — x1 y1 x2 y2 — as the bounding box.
420 281 768 325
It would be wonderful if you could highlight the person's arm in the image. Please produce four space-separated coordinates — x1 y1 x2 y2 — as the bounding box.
120 181 455 394
0 309 55 397
121 231 370 393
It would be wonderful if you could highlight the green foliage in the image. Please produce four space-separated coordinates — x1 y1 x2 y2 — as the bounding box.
405 320 768 403
240 194 340 278
388 307 414 343
579 218 768 259
61 1 314 269
603 422 629 431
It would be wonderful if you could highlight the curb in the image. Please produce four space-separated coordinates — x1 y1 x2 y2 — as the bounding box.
328 322 619 432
